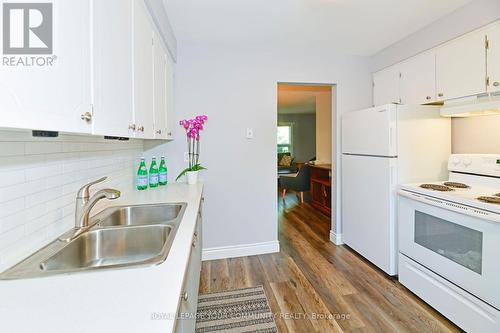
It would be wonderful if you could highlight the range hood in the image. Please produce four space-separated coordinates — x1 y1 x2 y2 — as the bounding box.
440 92 500 117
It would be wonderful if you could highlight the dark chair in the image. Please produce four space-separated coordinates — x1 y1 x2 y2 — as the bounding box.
279 165 310 203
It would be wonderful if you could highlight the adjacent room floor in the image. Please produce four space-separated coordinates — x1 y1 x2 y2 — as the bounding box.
199 193 462 332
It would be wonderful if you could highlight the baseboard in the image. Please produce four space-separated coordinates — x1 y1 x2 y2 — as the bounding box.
330 230 343 245
202 241 280 261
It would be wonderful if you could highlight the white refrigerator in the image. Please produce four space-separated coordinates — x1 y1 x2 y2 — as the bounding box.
341 104 451 275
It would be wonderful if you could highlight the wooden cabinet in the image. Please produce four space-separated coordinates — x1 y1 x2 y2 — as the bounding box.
0 0 92 134
175 210 203 333
310 165 332 217
92 0 134 137
436 32 487 101
486 22 500 93
373 66 400 106
400 52 436 105
133 0 155 139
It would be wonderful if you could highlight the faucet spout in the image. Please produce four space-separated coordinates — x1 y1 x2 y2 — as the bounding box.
60 182 121 242
76 189 121 229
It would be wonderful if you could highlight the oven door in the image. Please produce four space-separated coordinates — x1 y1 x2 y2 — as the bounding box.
399 191 500 310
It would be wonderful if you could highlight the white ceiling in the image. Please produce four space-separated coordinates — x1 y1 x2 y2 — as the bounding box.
164 0 472 55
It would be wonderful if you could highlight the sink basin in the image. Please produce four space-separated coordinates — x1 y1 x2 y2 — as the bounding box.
0 202 186 280
40 225 172 272
97 203 185 227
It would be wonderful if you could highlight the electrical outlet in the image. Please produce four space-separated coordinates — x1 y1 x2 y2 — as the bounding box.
184 152 189 162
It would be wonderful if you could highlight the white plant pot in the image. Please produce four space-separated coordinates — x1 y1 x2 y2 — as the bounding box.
186 171 199 185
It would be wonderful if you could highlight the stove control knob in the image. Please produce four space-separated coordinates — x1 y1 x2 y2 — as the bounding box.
463 158 472 167
452 157 461 166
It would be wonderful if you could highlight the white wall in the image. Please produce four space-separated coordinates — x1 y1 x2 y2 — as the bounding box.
0 131 142 272
145 43 372 252
372 0 500 71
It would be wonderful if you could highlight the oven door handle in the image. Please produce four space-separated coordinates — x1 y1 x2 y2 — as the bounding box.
398 189 500 224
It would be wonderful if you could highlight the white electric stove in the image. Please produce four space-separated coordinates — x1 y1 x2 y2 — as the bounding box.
398 154 500 333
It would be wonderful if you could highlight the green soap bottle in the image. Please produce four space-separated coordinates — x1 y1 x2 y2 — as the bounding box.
149 157 159 188
159 156 168 186
136 158 148 190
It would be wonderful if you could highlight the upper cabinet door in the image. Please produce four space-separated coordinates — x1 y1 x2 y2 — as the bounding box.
165 53 175 140
436 32 487 100
153 32 168 140
486 22 500 93
133 0 155 139
93 0 134 137
400 52 436 105
373 67 400 106
0 0 91 133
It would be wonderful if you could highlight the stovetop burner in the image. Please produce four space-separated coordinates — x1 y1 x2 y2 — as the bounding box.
478 196 500 205
420 184 453 192
443 182 470 189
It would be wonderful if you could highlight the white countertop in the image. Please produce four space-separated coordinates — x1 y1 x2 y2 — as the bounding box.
0 183 204 333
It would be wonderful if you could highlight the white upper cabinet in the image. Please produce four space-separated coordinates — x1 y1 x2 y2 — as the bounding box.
133 0 155 139
0 0 91 133
165 52 175 140
92 0 134 137
486 22 500 93
153 31 168 140
436 32 487 101
373 66 400 106
400 52 436 105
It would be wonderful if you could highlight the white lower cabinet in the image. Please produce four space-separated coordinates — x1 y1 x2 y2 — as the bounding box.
0 0 92 134
175 210 202 333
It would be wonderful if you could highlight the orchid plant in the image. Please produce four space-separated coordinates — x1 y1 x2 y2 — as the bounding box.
176 115 208 181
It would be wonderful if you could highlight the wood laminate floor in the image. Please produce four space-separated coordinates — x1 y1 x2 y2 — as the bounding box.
199 193 462 333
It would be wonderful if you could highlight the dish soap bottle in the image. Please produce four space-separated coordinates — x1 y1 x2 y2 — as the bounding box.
149 157 159 188
136 158 148 190
159 156 168 186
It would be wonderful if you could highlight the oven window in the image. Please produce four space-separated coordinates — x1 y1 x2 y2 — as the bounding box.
415 211 483 274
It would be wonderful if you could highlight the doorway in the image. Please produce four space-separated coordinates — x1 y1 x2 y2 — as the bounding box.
276 83 334 235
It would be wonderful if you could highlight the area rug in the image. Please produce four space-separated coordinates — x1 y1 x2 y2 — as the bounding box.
195 285 278 333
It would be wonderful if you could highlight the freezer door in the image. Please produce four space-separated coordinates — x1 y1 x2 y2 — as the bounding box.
342 104 397 157
342 154 398 275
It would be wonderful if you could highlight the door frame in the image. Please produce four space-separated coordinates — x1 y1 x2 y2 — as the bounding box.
276 82 338 241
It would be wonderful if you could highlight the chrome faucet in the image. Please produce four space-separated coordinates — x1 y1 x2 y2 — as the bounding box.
60 177 120 242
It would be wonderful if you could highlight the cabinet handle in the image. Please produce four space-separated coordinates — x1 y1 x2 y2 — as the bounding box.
128 124 136 131
494 82 499 87
80 112 92 122
438 93 444 98
167 132 172 136
137 126 144 132
426 96 431 100
182 292 188 301
155 129 162 135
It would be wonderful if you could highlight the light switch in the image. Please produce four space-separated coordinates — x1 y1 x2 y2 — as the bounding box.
246 128 254 139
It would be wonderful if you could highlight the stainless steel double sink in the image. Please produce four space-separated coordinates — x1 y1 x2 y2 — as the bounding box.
0 203 187 280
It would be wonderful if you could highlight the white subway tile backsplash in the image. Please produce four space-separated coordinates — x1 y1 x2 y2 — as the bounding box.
0 131 144 272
